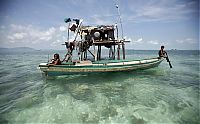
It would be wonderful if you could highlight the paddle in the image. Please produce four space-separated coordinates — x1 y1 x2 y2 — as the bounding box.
165 52 172 68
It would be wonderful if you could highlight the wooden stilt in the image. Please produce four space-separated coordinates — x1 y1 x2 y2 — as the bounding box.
85 50 87 59
78 52 81 61
113 44 116 60
122 42 125 60
109 47 111 58
67 23 70 43
99 46 101 60
81 52 83 61
111 46 114 59
93 45 97 61
117 44 120 60
97 45 99 61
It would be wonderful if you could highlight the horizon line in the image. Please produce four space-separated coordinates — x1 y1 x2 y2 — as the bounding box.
0 47 199 51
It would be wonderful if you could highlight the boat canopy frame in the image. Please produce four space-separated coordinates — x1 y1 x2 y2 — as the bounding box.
65 23 130 62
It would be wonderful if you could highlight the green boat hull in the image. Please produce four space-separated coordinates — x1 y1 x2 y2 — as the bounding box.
39 57 164 76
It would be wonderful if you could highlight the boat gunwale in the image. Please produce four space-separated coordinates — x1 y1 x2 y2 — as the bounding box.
40 59 163 75
39 57 164 69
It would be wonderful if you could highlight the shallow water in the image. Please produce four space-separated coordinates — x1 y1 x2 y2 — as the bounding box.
0 50 199 124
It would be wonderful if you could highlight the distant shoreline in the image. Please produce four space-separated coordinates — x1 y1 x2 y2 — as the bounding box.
0 47 199 51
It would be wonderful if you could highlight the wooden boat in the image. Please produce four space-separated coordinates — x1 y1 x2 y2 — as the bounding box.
39 57 164 76
39 4 168 76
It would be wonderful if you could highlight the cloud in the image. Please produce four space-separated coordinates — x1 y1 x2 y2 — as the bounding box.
50 39 63 47
125 0 198 23
7 24 57 43
0 24 66 49
124 36 132 42
85 13 117 25
176 39 184 43
135 38 143 43
90 15 114 25
176 38 196 44
7 32 27 41
147 40 159 45
59 26 67 32
38 27 56 41
131 38 143 44
0 24 82 49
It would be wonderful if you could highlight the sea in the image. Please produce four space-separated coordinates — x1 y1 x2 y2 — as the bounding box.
0 49 199 124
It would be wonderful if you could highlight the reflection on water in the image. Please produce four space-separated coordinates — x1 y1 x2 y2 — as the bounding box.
0 50 199 124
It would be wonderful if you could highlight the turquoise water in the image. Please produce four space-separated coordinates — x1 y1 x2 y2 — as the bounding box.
0 50 199 124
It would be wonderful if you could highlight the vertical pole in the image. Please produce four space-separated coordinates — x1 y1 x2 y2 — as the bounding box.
116 3 124 39
47 54 49 63
109 47 111 58
83 51 85 60
93 45 97 61
110 46 114 59
97 45 99 61
115 23 118 60
67 23 70 43
99 46 101 60
84 51 86 60
113 44 116 60
111 46 114 59
117 44 120 60
122 42 125 60
78 52 81 61
85 50 87 60
81 52 83 61
116 25 118 40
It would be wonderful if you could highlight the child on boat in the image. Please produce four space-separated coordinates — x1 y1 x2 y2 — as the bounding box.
48 53 61 66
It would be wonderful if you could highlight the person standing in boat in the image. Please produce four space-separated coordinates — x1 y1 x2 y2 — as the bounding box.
62 41 75 62
158 45 173 68
158 46 167 57
48 53 61 66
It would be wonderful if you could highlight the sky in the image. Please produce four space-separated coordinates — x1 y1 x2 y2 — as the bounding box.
0 0 199 50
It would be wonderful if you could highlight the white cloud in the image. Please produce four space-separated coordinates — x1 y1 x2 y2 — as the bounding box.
126 0 197 23
50 39 63 47
7 24 58 43
87 14 115 25
0 24 81 49
176 38 196 44
124 36 132 42
7 32 27 41
186 38 193 41
37 27 56 41
135 38 143 43
176 39 184 43
147 40 159 45
39 36 52 41
2 24 62 45
45 27 56 35
131 38 143 44
59 26 67 32
10 24 27 31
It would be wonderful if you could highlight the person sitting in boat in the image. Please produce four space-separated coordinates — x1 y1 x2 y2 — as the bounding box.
48 53 61 66
62 42 75 62
158 46 167 58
